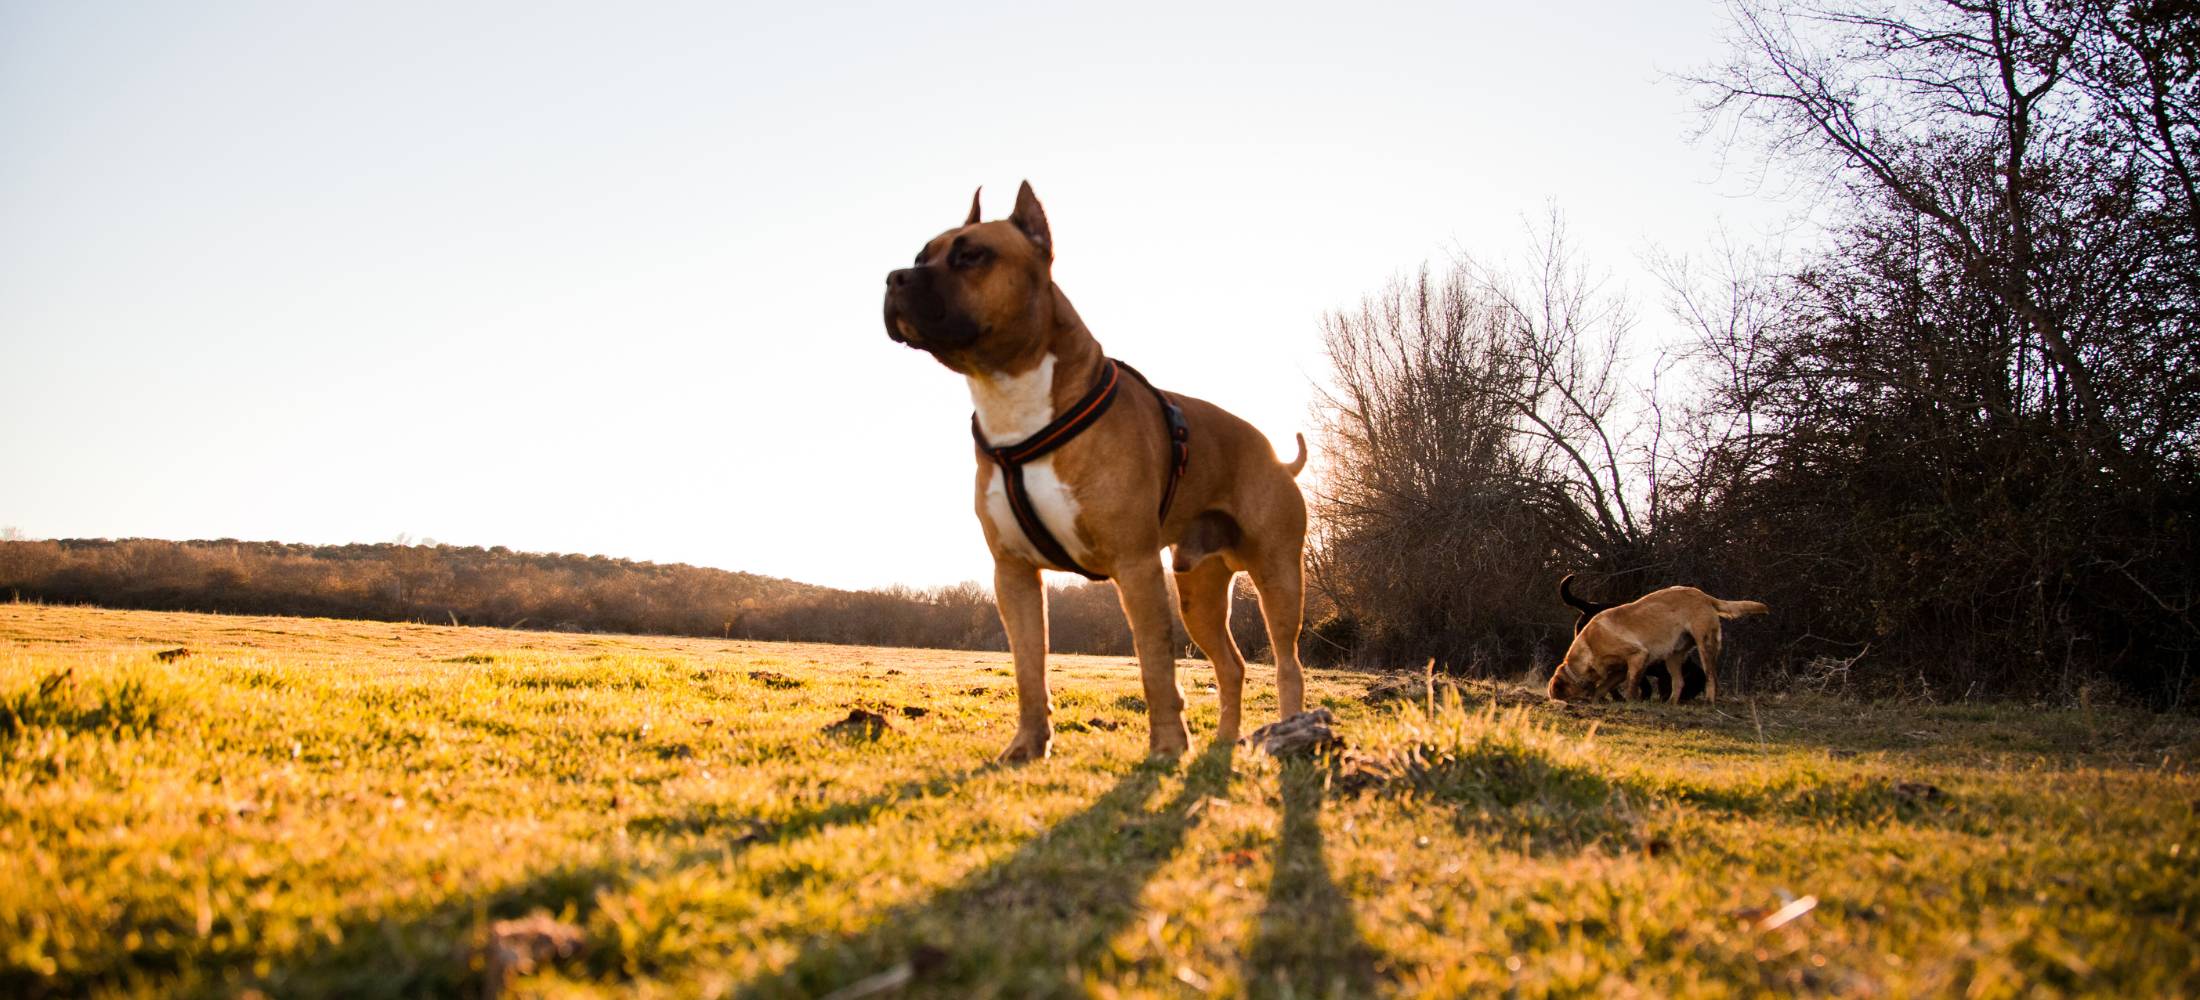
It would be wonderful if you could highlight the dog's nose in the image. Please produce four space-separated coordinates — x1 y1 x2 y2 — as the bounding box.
887 268 915 289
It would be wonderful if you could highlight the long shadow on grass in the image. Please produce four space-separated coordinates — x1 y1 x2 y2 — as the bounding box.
1371 731 1960 850
236 766 990 1000
1243 757 1386 998
1364 682 2001 832
738 741 1236 999
1375 738 1632 855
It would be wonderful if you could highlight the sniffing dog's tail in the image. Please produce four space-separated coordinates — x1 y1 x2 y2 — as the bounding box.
1284 433 1308 477
1559 574 1615 616
1713 597 1770 619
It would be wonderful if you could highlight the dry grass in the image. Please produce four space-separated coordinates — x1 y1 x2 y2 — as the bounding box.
3 604 2197 998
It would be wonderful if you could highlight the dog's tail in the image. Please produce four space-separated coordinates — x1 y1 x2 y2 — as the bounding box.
1283 433 1308 477
1712 597 1770 619
1557 573 1606 616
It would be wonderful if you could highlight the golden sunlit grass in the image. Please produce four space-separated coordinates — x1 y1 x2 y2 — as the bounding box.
4 604 2197 998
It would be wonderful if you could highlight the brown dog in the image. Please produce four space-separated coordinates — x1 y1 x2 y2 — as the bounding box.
882 182 1311 761
1546 586 1767 704
1559 573 1706 702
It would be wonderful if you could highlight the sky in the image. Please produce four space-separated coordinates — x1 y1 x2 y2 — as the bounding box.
0 1 1791 590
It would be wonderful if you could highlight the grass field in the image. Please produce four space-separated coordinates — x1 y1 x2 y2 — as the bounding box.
3 604 2198 998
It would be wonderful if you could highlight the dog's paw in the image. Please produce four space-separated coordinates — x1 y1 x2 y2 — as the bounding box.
1147 724 1191 760
996 729 1052 764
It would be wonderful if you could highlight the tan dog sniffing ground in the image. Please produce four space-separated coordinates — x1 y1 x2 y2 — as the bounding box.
1559 573 1707 702
1546 586 1768 704
882 182 1311 761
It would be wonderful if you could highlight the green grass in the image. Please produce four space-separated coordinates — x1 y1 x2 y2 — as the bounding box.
3 605 2197 998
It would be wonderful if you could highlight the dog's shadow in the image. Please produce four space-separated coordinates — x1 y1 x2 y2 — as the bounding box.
235 766 992 999
740 743 1237 998
1243 756 1386 997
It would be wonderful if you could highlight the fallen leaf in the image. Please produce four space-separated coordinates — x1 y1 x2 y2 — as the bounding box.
821 945 947 1000
1756 895 1818 932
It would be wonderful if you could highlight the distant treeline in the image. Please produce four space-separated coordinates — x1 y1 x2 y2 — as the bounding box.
0 538 1271 660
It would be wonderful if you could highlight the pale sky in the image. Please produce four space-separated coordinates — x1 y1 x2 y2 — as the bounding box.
1 1 1785 590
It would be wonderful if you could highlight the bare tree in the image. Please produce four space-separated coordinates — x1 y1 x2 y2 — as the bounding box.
1310 219 1651 671
1692 0 2119 442
1481 219 1651 564
2070 1 2200 265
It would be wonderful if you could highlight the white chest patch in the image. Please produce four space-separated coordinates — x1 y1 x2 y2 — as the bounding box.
968 354 1058 442
970 355 1091 567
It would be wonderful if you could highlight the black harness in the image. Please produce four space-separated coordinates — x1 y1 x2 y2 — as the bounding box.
971 357 1189 580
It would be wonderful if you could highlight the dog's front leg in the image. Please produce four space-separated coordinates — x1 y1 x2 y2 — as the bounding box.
1113 555 1191 759
994 559 1052 762
1619 653 1649 702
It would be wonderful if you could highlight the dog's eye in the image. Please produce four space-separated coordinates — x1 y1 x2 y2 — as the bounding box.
913 249 928 265
950 245 991 269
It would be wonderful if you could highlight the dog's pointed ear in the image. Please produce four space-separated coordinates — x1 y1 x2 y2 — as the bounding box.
964 186 983 226
1009 180 1051 262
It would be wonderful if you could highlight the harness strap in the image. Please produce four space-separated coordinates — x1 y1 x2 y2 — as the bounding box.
1116 361 1191 520
971 357 1189 581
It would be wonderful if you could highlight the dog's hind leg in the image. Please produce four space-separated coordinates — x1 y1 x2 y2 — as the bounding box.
1663 653 1688 704
1174 558 1245 743
1114 555 1191 758
1244 542 1306 720
993 559 1053 762
1697 629 1722 703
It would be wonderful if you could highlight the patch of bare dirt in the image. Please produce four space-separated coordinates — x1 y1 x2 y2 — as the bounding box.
824 708 892 739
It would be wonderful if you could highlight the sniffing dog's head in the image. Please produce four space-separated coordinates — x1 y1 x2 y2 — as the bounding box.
882 181 1055 373
1545 651 1619 703
1546 663 1586 702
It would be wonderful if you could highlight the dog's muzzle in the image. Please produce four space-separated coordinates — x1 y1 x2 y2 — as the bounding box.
883 267 980 351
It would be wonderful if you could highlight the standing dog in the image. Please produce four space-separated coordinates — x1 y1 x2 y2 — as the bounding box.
1546 586 1767 704
882 182 1310 761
